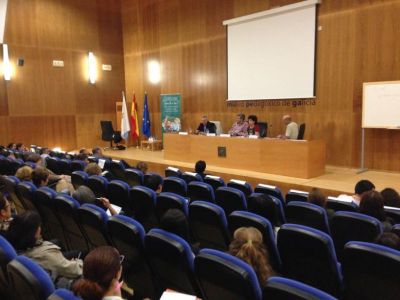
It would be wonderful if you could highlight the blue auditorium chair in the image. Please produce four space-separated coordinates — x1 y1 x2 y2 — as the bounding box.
161 177 187 196
48 288 81 300
0 235 17 298
182 172 203 184
15 181 38 212
54 194 89 252
78 204 110 249
71 171 88 190
130 186 158 231
107 179 131 214
0 156 11 175
331 211 383 260
24 161 37 169
145 229 201 298
35 187 66 244
255 183 285 206
46 157 61 175
86 175 108 198
285 189 308 203
188 181 215 203
156 192 189 219
58 159 72 175
204 175 225 191
263 277 337 300
228 211 281 272
125 168 144 186
189 201 231 250
109 159 126 180
326 197 358 212
108 215 156 299
195 248 262 300
165 166 182 178
70 159 87 172
247 193 286 227
384 206 400 224
7 256 55 300
215 186 247 216
285 201 331 234
392 223 400 236
227 179 253 197
342 241 400 300
8 158 24 176
277 224 343 296
2 175 25 214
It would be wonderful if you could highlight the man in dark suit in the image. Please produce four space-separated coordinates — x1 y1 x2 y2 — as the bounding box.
196 115 216 135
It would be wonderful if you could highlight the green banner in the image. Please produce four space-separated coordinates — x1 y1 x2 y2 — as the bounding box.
161 94 182 138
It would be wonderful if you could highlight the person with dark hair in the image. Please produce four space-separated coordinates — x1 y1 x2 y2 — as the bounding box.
381 188 400 208
0 192 12 234
136 161 148 174
73 246 124 300
79 148 91 156
196 115 216 135
360 190 393 231
229 227 275 287
307 187 335 220
338 179 375 205
31 167 50 187
7 143 16 150
76 153 89 164
92 147 103 158
228 113 248 136
145 174 162 193
247 115 260 136
375 233 400 250
6 211 83 285
16 143 27 152
195 160 207 179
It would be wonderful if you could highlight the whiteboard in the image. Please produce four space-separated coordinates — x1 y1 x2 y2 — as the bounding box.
0 0 7 44
362 81 400 128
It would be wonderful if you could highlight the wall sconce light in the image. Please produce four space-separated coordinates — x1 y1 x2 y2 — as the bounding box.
2 44 11 81
148 60 161 84
88 51 97 84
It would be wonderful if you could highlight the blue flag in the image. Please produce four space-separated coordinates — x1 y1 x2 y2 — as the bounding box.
142 93 151 137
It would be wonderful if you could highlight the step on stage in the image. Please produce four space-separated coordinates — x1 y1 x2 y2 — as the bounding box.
104 147 400 197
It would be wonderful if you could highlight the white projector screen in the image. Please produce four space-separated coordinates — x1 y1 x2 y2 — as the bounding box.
0 0 7 44
224 0 319 100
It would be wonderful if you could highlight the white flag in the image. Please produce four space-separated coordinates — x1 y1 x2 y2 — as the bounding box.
121 91 130 139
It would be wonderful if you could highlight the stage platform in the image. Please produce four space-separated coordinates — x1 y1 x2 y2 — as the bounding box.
102 147 400 197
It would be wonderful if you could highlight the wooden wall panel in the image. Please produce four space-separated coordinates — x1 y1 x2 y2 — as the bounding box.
122 0 400 171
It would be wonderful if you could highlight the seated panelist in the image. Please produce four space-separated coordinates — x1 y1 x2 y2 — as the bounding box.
228 113 248 136
277 114 298 140
247 115 260 137
196 115 216 135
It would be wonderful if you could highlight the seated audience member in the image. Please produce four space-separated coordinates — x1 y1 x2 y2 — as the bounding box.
0 192 12 234
136 161 148 174
278 115 298 140
7 143 16 150
84 162 102 176
381 188 400 208
195 160 207 179
145 174 162 193
79 148 91 156
360 191 393 231
375 233 400 251
247 115 260 137
72 185 118 216
31 167 50 188
76 153 89 164
196 115 216 135
73 246 124 300
338 179 375 205
6 211 83 286
228 113 248 136
16 143 27 152
92 146 104 158
15 166 33 181
307 187 335 220
229 227 275 287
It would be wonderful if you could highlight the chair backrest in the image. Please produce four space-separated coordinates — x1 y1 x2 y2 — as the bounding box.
86 175 108 198
227 180 253 197
46 157 61 175
58 159 71 176
109 160 126 180
392 223 400 236
8 159 24 176
247 193 286 227
156 192 189 219
204 175 225 191
263 277 337 300
384 206 400 224
254 184 285 206
210 120 222 135
285 190 308 204
48 288 81 300
70 160 86 172
107 215 155 299
258 122 268 138
162 177 187 196
342 241 400 300
228 211 281 272
54 194 88 252
100 120 115 141
182 172 203 184
71 171 88 190
189 201 231 251
326 197 358 212
165 167 182 178
107 180 131 214
145 229 201 297
195 248 262 300
188 181 215 203
297 123 306 140
15 181 38 212
277 224 342 296
2 175 25 214
0 156 11 175
7 256 55 300
125 168 144 186
0 235 17 296
77 204 110 249
216 186 247 216
331 211 383 260
130 186 158 232
285 201 331 234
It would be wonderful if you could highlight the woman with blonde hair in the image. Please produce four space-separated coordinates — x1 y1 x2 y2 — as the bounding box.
228 227 275 286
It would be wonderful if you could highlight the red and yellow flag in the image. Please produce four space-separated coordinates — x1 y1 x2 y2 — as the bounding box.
130 93 140 140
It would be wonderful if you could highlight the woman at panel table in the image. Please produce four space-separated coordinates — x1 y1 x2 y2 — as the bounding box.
228 113 248 136
247 115 260 137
